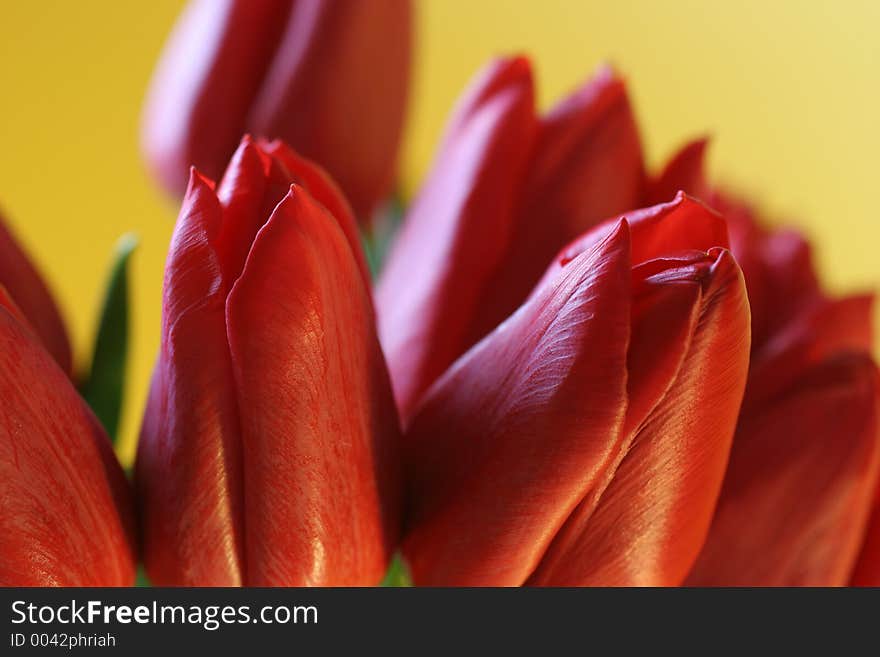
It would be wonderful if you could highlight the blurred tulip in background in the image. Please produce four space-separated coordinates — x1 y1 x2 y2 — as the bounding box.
401 196 751 585
141 0 412 221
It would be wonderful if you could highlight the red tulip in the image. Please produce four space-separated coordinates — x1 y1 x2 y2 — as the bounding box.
377 56 720 422
401 195 750 585
677 177 880 584
0 209 71 373
0 288 135 586
142 0 412 220
136 137 400 586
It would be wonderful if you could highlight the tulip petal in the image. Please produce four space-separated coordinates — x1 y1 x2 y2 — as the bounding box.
402 222 632 586
0 213 71 373
525 65 645 237
713 193 821 351
473 66 645 340
646 137 709 205
214 136 371 290
248 0 412 217
851 491 880 585
142 0 291 194
136 171 245 585
226 186 401 586
537 193 729 293
746 294 874 405
260 138 371 287
376 56 537 421
529 249 750 585
214 137 274 283
0 304 134 586
687 353 880 586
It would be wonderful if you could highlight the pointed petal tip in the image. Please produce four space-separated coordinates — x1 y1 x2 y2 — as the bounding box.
490 54 534 85
185 166 216 193
462 54 536 114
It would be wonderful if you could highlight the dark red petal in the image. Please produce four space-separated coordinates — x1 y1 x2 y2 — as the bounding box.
530 249 750 585
746 294 874 406
851 490 880 586
376 56 537 421
646 137 709 205
247 0 412 217
226 186 401 585
687 353 880 586
525 65 645 236
0 212 72 374
711 192 821 351
755 228 822 341
434 56 533 152
135 171 245 585
402 222 632 586
0 284 34 332
142 0 291 195
467 66 646 348
0 305 135 586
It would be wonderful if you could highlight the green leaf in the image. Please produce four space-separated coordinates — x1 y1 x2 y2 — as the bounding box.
80 233 137 444
380 553 412 587
135 565 152 587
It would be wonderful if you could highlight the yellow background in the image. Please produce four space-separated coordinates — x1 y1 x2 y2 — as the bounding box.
0 1 877 463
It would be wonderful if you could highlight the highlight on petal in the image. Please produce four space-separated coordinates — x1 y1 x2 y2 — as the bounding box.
0 303 135 586
376 56 537 421
136 170 245 586
0 211 72 373
402 222 632 586
687 353 880 586
226 186 401 586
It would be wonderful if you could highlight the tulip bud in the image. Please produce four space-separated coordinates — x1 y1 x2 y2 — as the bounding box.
0 290 135 586
0 210 71 373
378 57 719 423
401 195 750 585
142 0 412 220
136 137 400 586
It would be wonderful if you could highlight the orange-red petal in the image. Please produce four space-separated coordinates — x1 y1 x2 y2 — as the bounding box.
135 171 245 585
529 249 750 585
0 304 135 585
226 186 401 585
